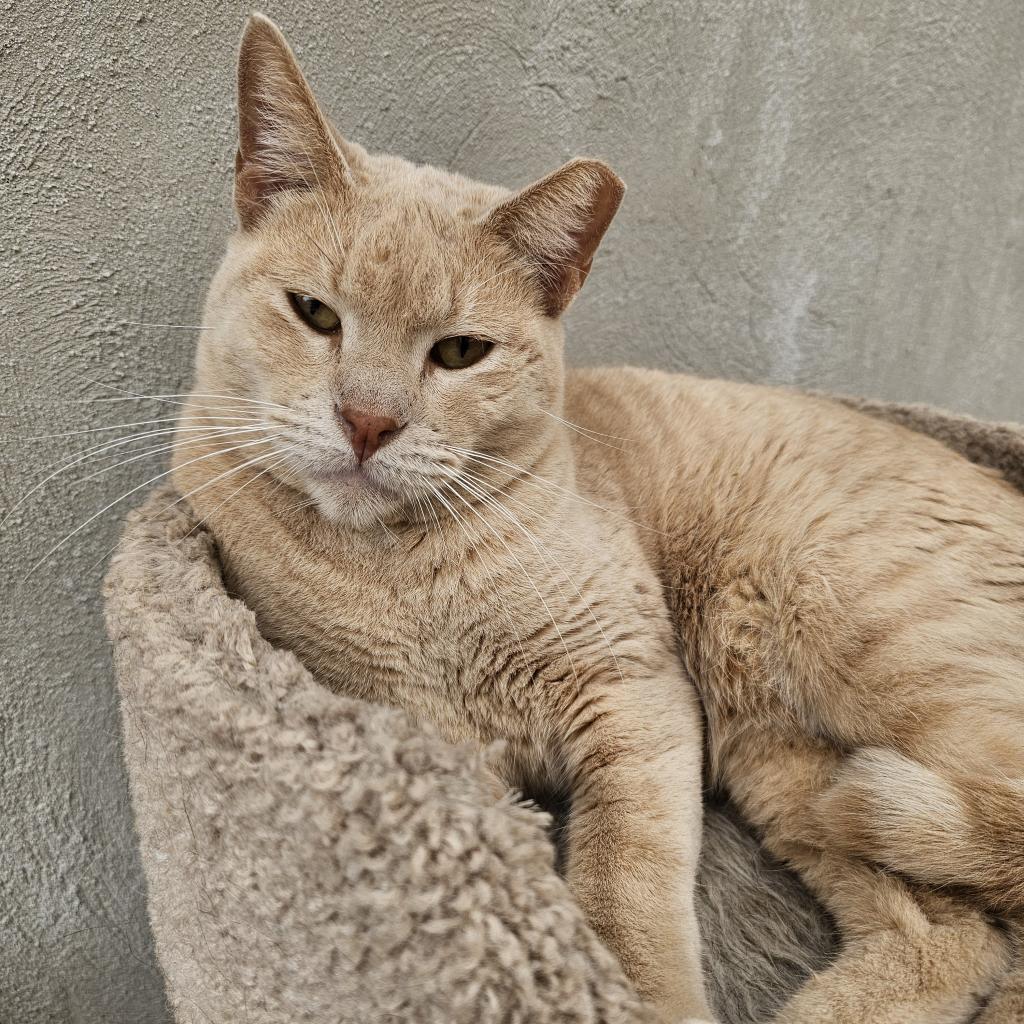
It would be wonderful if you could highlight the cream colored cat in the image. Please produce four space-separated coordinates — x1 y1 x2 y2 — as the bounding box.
173 15 1024 1024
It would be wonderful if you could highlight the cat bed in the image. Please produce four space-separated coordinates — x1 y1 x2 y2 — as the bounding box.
103 393 1024 1024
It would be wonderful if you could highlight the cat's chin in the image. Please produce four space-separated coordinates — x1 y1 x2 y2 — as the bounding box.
300 470 404 529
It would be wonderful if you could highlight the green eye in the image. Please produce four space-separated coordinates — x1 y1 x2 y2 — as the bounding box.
289 292 341 333
430 335 492 369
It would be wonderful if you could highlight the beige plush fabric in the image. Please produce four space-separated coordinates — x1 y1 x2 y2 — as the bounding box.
104 395 1023 1024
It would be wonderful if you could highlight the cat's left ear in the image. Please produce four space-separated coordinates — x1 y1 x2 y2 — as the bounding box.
481 159 625 316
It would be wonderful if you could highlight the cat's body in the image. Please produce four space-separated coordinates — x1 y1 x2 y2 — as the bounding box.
578 369 1024 792
173 16 1024 1024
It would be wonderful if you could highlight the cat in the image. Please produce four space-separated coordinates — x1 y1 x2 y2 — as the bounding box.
172 14 1024 1024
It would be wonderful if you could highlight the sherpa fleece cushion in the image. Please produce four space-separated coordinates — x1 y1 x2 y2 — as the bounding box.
104 394 1024 1024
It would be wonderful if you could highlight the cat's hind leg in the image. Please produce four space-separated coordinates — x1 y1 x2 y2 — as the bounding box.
815 745 1024 1023
815 745 1024 915
975 922 1024 1024
769 852 1006 1024
722 733 1010 1024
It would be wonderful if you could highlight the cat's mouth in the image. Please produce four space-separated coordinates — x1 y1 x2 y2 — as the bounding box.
309 463 383 488
282 442 437 516
304 459 403 500
309 464 366 483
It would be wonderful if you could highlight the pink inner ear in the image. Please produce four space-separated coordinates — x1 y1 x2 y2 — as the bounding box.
234 148 307 227
483 159 625 317
233 15 352 230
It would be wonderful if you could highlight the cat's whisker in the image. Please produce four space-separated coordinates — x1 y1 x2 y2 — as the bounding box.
370 509 399 542
22 433 284 578
80 379 292 414
472 253 580 291
87 444 297 573
444 469 626 689
64 400 290 426
408 493 426 532
86 396 283 420
426 477 526 675
438 478 581 691
421 480 531 671
163 436 292 515
72 426 277 490
471 261 527 291
415 488 452 555
425 480 478 550
455 463 664 600
116 321 213 331
2 423 273 528
275 493 319 517
437 479 581 690
10 414 260 441
443 443 671 537
295 144 347 266
436 468 552 667
464 461 699 602
177 445 302 540
456 463 606 561
540 408 633 447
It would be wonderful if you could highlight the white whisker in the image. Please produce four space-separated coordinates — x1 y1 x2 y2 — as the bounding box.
418 483 530 671
173 445 300 533
437 479 580 689
370 509 399 542
117 321 213 331
8 415 260 441
296 142 347 264
444 443 670 537
22 434 283 578
462 465 611 567
2 423 272 528
540 408 631 448
445 468 626 688
73 426 276 490
88 444 295 574
80 379 291 414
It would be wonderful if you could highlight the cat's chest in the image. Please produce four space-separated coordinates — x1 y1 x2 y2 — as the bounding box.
227 527 569 741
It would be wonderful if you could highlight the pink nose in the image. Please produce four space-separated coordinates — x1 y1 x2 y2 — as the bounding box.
337 405 404 464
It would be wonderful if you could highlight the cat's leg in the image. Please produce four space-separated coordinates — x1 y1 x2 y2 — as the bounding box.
769 851 1007 1024
975 922 1024 1023
559 670 713 1024
812 722 1024 916
722 732 1010 1024
813 741 1024 1022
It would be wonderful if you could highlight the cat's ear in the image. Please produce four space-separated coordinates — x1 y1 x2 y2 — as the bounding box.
234 14 352 229
482 159 625 315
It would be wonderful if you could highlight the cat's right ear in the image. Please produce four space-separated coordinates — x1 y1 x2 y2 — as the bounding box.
234 13 351 229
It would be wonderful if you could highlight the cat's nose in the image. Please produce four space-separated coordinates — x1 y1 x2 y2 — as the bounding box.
336 405 405 464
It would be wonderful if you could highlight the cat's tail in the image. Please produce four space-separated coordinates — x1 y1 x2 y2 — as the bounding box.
815 747 1024 916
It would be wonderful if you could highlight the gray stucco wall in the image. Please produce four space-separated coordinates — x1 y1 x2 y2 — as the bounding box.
3 1 1022 1020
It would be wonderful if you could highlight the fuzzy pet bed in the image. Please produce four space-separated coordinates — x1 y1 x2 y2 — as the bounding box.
104 394 1024 1024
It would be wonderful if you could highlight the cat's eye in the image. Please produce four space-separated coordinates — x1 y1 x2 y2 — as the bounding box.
430 335 492 369
289 292 341 333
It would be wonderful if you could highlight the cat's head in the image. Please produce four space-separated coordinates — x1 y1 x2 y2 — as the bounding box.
192 14 623 527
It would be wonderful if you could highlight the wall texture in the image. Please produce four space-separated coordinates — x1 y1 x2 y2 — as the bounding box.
3 0 1022 1020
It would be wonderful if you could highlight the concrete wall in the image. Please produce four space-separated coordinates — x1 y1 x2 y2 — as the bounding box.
4 1 1022 1019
